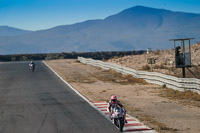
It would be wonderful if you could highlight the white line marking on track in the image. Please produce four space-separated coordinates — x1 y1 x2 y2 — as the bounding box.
43 61 156 133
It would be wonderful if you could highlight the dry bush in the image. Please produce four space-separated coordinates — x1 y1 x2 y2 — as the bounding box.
100 90 107 93
153 50 161 55
67 72 96 84
186 66 200 79
108 69 118 74
154 64 166 69
75 60 81 63
111 56 119 60
93 69 147 85
121 74 147 85
161 88 200 101
142 65 151 70
101 58 106 62
162 84 166 88
160 88 200 108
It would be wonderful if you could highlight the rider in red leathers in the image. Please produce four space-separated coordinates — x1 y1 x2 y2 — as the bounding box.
108 95 127 123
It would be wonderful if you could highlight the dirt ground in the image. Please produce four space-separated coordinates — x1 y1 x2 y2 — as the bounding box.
45 59 200 133
107 43 200 78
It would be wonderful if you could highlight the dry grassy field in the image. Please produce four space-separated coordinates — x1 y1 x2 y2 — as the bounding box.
107 43 200 79
46 55 200 133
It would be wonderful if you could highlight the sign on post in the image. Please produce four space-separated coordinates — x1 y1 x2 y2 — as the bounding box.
147 58 156 71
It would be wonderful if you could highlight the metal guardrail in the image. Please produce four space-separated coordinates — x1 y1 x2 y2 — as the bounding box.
78 57 200 94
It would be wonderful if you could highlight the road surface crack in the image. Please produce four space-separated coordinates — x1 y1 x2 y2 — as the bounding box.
37 112 49 133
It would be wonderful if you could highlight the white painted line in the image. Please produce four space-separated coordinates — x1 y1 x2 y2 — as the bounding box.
127 131 155 133
43 61 156 133
96 106 107 108
126 117 136 120
102 111 108 114
95 105 108 108
42 61 112 123
123 125 149 130
92 102 107 104
126 121 142 124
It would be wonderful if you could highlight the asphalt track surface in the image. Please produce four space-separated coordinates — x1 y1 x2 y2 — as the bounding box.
0 61 119 133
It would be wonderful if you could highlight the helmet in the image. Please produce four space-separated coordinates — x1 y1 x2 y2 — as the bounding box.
111 95 117 104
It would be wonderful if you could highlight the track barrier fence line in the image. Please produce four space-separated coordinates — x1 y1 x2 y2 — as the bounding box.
78 57 200 94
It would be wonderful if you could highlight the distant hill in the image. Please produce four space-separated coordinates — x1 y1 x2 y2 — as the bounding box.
0 6 200 54
0 26 32 36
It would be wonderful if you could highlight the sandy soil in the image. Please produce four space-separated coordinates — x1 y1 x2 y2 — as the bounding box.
46 59 200 133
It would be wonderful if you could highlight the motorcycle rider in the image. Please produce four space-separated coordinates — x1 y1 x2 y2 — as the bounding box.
108 95 127 123
29 61 35 70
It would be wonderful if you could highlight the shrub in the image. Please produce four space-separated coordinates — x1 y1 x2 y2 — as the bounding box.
162 84 166 88
154 64 166 69
153 50 161 55
142 65 151 70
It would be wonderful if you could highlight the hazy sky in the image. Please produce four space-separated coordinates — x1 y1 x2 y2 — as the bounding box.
1 0 200 31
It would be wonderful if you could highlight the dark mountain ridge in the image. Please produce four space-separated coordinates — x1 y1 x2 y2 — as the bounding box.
0 6 199 54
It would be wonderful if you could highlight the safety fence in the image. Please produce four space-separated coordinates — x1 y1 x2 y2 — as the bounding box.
78 57 200 94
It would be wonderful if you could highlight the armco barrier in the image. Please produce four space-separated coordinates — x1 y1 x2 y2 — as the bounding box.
78 57 200 94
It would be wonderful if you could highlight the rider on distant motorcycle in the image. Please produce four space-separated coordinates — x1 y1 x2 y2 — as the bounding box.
29 61 35 66
29 61 35 71
108 95 127 123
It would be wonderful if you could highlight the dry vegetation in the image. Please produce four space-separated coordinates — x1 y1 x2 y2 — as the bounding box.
46 58 200 133
107 43 200 78
160 88 200 107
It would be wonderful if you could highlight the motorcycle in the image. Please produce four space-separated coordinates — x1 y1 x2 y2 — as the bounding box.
29 64 35 72
111 105 125 132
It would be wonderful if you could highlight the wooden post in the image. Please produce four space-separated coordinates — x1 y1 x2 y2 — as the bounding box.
182 67 185 78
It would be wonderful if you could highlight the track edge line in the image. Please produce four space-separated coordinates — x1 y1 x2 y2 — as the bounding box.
42 61 112 122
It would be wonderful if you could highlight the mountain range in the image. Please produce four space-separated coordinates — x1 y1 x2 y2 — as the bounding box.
0 6 200 54
0 26 32 37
